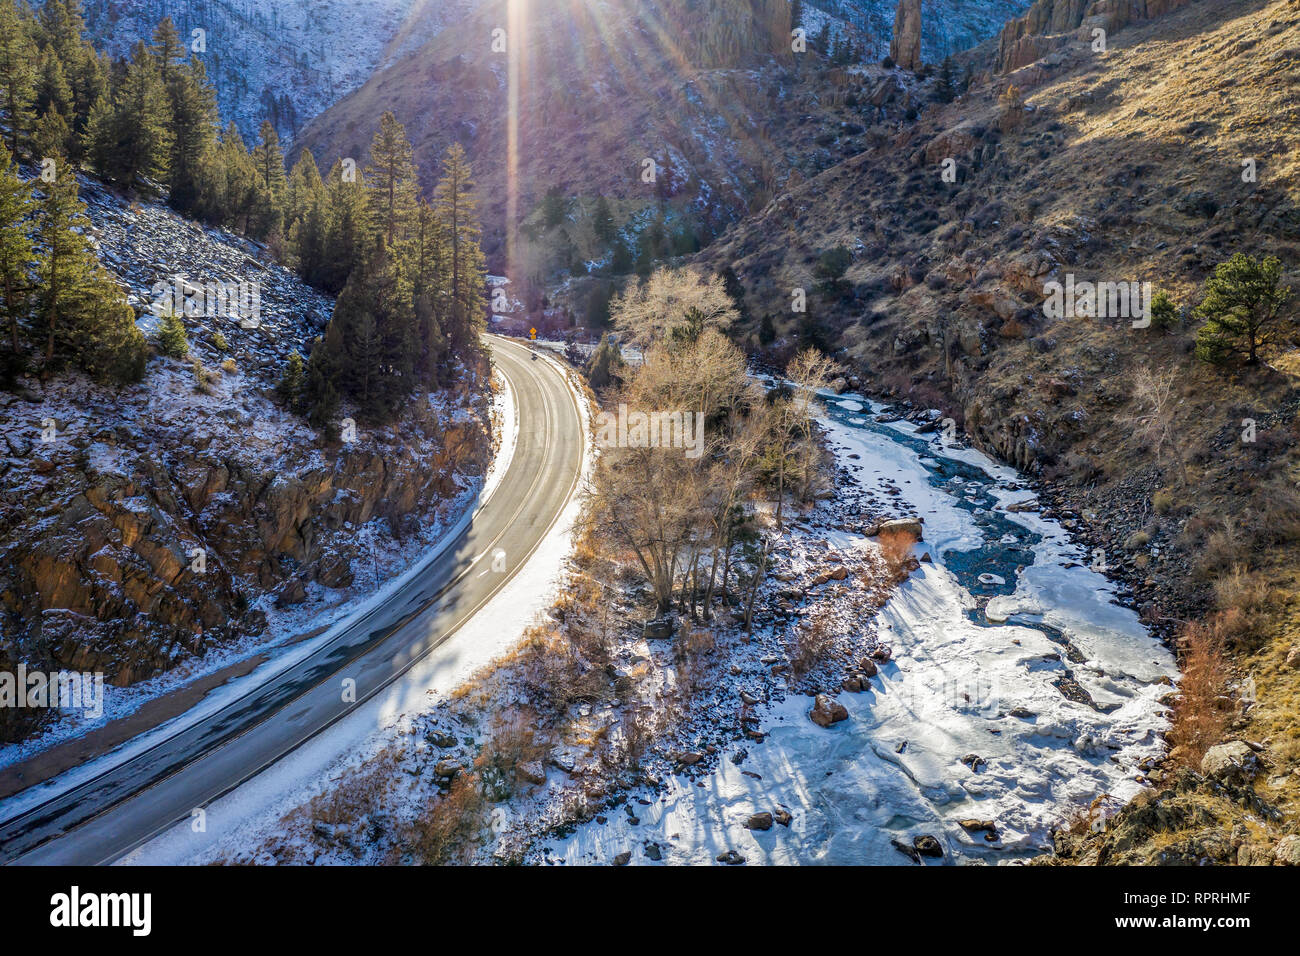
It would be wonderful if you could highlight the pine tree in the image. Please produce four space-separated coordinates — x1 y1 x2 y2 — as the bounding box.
165 56 218 216
88 42 172 193
30 105 70 159
35 164 145 379
320 157 371 294
432 143 485 354
277 349 305 411
1194 254 1294 365
935 56 956 103
155 306 188 358
365 110 418 247
591 195 616 244
0 149 35 355
250 119 287 238
585 332 623 389
0 0 35 154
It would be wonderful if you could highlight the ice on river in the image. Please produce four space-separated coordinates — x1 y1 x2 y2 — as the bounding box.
540 396 1176 865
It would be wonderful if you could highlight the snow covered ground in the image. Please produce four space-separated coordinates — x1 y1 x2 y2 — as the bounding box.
533 392 1177 865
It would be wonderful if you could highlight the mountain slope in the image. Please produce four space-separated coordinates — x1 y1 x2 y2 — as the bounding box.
81 0 480 141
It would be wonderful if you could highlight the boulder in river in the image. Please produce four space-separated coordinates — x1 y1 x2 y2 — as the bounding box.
809 694 849 728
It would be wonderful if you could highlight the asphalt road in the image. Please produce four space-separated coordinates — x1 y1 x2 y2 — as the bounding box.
0 335 585 865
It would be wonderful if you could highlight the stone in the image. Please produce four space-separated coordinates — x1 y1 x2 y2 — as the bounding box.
642 616 677 639
774 809 793 827
745 812 774 831
1274 835 1300 866
613 851 631 866
913 834 944 858
889 0 922 71
518 760 546 786
809 694 849 728
433 760 460 778
1200 741 1258 781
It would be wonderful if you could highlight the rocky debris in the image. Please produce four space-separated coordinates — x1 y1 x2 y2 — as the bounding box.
961 753 988 772
642 616 677 639
889 0 923 72
518 761 547 786
612 851 631 866
959 819 1000 841
715 849 746 865
1200 741 1259 783
745 812 774 831
1044 767 1284 866
866 517 924 539
1274 835 1300 866
913 834 944 858
808 693 849 728
433 760 460 779
774 809 793 828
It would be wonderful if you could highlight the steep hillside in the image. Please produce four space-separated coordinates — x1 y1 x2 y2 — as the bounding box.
0 170 492 743
81 0 477 141
694 0 1300 861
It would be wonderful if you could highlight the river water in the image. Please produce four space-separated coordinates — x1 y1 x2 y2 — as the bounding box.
543 393 1177 865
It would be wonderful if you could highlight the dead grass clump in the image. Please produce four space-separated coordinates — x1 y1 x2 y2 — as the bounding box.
1212 564 1275 651
877 527 918 580
403 772 487 866
788 608 836 680
1168 619 1231 769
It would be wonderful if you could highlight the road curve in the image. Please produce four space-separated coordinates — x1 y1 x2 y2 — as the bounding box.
0 335 585 865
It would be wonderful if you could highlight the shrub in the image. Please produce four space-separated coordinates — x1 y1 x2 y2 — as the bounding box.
156 308 189 358
877 527 918 580
1168 619 1230 769
1152 489 1175 514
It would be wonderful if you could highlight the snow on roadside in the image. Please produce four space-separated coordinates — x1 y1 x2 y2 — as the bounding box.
0 376 505 820
119 350 592 865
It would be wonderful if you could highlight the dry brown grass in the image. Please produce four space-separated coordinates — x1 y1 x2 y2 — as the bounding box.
402 773 487 866
877 527 918 580
1168 619 1231 769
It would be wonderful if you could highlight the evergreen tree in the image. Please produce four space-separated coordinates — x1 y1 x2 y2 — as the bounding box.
935 56 956 103
35 164 145 379
585 331 623 389
277 349 305 411
591 194 616 244
365 110 417 247
1194 253 1294 365
0 0 35 154
155 306 188 358
318 239 415 421
320 156 371 294
249 118 287 237
0 149 35 355
30 105 70 161
165 55 218 216
432 143 485 354
87 42 172 193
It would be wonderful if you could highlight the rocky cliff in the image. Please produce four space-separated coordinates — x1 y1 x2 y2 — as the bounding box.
889 0 923 70
994 0 1194 72
0 177 492 743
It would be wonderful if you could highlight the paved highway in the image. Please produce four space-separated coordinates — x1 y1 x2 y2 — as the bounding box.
0 335 585 865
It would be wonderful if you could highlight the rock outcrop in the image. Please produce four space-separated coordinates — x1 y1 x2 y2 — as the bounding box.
994 0 1194 73
889 0 923 71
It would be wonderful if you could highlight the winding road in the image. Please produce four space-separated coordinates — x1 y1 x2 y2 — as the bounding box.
0 335 585 865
